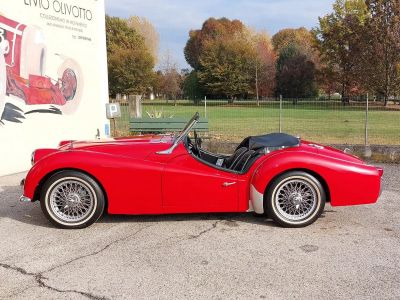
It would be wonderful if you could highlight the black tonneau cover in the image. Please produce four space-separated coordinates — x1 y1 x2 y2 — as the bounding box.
236 133 300 151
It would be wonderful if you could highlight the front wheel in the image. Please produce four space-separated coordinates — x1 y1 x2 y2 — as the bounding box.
265 171 325 228
40 171 105 229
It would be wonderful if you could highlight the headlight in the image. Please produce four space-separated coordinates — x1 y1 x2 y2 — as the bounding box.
31 151 36 166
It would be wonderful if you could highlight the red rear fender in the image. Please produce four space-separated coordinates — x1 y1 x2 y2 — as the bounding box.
251 151 382 209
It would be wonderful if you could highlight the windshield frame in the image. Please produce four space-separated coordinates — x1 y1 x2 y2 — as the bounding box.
157 112 200 155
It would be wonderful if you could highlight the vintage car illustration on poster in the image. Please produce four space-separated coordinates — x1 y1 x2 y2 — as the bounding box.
0 14 83 122
20 113 383 229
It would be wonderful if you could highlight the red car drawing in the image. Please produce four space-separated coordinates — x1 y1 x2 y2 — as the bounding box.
20 113 383 229
0 15 82 120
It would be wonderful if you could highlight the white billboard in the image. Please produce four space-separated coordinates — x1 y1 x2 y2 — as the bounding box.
0 0 109 176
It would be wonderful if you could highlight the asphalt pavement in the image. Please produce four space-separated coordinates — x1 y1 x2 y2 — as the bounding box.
0 164 399 299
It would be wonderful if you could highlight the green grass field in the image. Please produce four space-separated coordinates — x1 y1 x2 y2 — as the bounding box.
114 101 400 145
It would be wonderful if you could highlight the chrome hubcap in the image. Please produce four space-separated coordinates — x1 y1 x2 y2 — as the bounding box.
49 180 94 222
275 178 317 222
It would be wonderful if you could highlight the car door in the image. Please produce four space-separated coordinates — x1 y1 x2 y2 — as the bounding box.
162 151 239 213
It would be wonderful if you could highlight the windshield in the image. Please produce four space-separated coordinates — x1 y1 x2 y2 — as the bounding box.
173 112 200 143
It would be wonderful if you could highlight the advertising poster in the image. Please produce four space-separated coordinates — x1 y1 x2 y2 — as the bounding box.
0 0 109 175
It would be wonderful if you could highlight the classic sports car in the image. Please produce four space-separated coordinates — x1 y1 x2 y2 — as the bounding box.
20 113 383 229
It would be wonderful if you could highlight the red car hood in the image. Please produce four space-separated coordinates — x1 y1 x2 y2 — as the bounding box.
56 134 174 159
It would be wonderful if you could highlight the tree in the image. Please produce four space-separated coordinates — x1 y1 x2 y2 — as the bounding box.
151 71 163 98
272 28 319 99
198 35 254 100
184 18 276 100
316 65 340 99
276 44 318 99
272 27 319 65
313 0 368 103
184 18 246 70
127 16 159 63
161 70 182 102
252 31 277 102
362 0 400 105
183 71 205 103
158 51 182 103
106 16 155 97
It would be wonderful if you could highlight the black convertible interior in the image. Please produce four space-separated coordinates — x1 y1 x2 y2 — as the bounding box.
186 131 300 174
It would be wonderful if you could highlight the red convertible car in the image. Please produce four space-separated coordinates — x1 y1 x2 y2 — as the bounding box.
20 113 383 229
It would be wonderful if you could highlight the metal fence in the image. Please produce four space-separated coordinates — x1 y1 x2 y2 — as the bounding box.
111 97 400 146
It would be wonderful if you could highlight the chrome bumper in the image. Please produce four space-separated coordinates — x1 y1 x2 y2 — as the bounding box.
20 195 32 202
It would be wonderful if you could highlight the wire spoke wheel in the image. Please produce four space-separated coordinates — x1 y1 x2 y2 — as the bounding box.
267 172 325 227
275 179 317 222
41 171 105 229
48 178 96 223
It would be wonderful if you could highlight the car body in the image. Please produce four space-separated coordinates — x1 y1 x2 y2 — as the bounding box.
21 113 383 228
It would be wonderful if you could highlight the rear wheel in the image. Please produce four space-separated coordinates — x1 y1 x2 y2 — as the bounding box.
265 171 325 228
40 170 105 229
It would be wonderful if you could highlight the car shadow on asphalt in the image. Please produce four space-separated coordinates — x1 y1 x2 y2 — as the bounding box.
98 212 278 227
0 185 278 229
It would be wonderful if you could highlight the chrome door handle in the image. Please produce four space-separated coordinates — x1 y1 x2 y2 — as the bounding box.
222 182 236 187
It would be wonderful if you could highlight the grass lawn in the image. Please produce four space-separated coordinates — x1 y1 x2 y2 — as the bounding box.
114 101 400 145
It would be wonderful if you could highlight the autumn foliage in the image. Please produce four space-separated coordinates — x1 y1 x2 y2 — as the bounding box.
106 1 400 104
315 0 400 104
184 18 277 100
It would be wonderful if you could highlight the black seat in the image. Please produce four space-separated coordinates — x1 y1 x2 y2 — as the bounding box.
223 147 247 169
231 150 256 171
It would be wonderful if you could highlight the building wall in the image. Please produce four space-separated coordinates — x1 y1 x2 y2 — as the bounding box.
0 0 109 176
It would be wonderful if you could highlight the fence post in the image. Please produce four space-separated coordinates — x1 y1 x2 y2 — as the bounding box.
364 93 372 157
279 95 282 133
204 96 207 118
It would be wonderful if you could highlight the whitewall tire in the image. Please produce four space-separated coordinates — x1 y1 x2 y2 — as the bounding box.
265 171 326 228
40 171 105 229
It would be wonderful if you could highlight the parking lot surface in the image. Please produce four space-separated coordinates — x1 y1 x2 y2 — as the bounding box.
0 164 399 299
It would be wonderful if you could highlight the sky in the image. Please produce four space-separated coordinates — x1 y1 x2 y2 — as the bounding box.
105 0 334 69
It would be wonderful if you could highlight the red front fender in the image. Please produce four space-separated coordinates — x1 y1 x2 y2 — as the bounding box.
23 150 164 214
